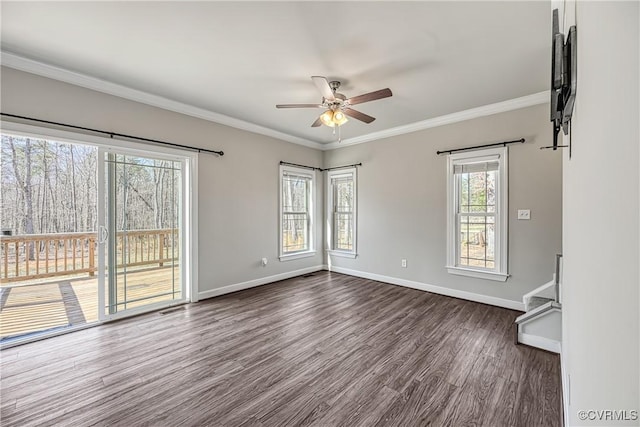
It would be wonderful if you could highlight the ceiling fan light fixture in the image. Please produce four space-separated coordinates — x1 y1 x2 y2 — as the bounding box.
319 109 348 127
320 110 336 127
333 110 348 126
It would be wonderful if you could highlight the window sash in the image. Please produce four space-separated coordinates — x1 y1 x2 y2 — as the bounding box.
332 180 353 213
456 212 496 270
280 166 314 257
328 169 356 254
332 176 353 251
446 147 507 279
453 161 499 174
333 211 353 251
282 213 310 253
454 171 500 271
454 165 498 270
282 175 310 212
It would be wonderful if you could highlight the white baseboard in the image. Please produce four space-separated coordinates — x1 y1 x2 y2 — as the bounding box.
517 332 561 353
198 264 525 311
198 265 325 300
328 266 525 311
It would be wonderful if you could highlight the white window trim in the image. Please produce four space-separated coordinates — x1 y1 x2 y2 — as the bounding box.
446 146 508 282
326 168 358 258
279 250 317 261
328 250 358 259
279 164 316 261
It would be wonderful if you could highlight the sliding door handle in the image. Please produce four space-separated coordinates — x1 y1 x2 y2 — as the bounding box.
99 226 109 244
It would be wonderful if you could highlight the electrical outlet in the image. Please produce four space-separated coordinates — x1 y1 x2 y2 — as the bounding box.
401 259 407 268
517 209 531 220
261 257 268 266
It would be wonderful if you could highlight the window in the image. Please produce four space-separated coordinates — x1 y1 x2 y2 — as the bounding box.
279 165 315 260
446 147 508 281
327 168 357 258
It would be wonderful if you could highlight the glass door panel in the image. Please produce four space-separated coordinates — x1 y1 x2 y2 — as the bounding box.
98 149 184 319
0 134 99 345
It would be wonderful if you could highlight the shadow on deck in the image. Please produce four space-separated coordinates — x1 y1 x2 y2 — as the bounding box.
0 266 180 343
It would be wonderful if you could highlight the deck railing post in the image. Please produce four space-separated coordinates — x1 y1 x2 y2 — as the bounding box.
89 236 96 276
158 233 164 267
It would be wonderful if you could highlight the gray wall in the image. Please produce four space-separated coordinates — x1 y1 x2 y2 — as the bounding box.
0 67 324 295
324 103 562 304
560 1 639 424
1 66 563 309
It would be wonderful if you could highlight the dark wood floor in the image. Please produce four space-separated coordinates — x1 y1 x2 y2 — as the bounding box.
0 271 562 426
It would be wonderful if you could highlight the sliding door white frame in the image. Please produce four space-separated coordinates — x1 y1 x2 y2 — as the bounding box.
0 121 199 331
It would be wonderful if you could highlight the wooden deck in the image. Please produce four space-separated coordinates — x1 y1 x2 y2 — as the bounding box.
0 266 180 341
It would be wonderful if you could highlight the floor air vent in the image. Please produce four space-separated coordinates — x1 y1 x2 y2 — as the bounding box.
159 306 185 315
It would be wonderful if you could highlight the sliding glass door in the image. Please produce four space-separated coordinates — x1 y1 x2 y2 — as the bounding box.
0 124 194 347
98 148 185 320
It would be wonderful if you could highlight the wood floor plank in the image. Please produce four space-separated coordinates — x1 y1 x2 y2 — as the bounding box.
481 376 519 427
0 271 563 426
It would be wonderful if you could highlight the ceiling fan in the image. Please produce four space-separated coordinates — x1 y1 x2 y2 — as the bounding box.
276 76 392 129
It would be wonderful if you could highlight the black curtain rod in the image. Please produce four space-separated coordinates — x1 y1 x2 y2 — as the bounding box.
280 161 323 171
436 138 525 155
280 161 362 172
323 163 362 172
0 113 224 156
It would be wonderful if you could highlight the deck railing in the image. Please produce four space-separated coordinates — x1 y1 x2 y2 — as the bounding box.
0 229 178 283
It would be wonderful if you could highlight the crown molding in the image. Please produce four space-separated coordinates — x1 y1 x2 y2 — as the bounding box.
322 91 549 150
2 51 548 152
1 51 324 150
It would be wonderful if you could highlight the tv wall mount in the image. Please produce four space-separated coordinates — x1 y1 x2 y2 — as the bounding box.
542 9 577 155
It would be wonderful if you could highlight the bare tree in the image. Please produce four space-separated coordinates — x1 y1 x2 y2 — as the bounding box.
8 137 35 258
68 144 78 231
1 136 178 237
153 161 166 228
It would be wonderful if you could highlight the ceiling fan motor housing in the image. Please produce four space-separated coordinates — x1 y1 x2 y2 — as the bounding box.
324 85 347 110
325 97 347 110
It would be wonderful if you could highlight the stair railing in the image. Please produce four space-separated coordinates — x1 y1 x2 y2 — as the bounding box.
555 253 562 303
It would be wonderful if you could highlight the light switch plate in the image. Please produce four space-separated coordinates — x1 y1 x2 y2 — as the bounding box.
517 209 531 220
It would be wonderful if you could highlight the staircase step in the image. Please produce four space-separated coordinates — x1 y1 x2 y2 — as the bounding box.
516 301 562 325
525 296 554 312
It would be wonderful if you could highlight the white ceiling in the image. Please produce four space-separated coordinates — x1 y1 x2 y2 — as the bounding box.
1 1 551 146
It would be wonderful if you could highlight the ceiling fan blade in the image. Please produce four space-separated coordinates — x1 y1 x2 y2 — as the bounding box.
343 108 376 124
346 88 392 105
311 76 335 101
276 103 323 109
311 116 323 127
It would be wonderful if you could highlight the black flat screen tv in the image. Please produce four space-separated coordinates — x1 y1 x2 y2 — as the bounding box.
550 8 577 150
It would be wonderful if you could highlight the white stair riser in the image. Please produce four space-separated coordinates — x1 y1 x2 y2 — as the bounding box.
518 333 561 353
517 309 562 352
